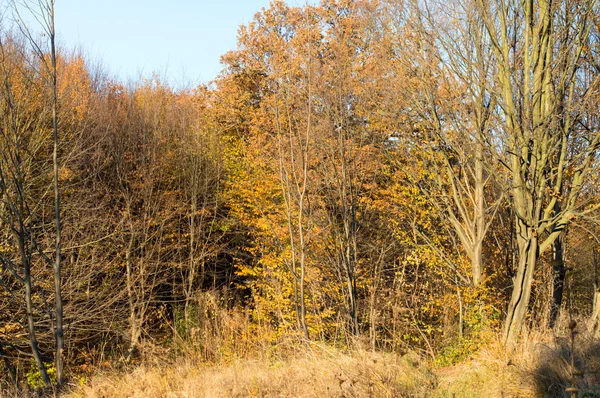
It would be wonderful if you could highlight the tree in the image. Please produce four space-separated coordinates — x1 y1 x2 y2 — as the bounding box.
9 0 65 384
0 31 52 387
470 0 600 342
406 0 503 288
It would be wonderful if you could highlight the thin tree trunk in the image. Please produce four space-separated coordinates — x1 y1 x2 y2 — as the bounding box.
472 142 485 286
298 204 310 341
549 234 565 329
368 285 377 350
21 239 50 386
125 214 140 357
0 341 18 390
589 251 600 336
346 206 358 336
49 0 64 384
592 290 600 337
345 266 358 335
185 195 197 332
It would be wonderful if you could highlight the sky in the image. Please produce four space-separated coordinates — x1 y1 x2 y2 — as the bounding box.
54 1 311 87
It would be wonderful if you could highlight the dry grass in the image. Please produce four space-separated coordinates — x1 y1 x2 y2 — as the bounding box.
435 326 600 397
65 347 436 398
41 320 600 397
435 335 541 397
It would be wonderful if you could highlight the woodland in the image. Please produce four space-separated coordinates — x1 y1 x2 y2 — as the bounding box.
1 0 600 396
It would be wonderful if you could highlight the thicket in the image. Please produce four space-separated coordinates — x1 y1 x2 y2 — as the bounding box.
1 0 600 395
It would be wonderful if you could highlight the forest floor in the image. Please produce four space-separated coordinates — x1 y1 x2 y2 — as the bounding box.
62 332 600 398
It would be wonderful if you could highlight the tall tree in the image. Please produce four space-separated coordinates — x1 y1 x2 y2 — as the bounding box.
407 0 502 288
0 32 52 386
11 0 64 382
470 0 600 343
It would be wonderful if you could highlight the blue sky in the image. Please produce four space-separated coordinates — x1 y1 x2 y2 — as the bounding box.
54 1 311 86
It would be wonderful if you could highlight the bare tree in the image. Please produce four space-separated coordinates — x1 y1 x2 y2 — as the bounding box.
471 0 600 343
179 111 224 331
401 0 503 288
0 31 52 386
9 0 64 383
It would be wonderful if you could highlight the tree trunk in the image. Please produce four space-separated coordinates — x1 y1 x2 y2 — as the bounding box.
503 227 538 344
472 141 485 286
368 286 377 351
346 267 358 336
549 234 565 329
14 215 51 386
0 341 18 389
591 288 600 337
299 241 310 341
125 220 140 357
23 261 51 386
472 242 483 287
589 251 600 336
50 1 64 382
